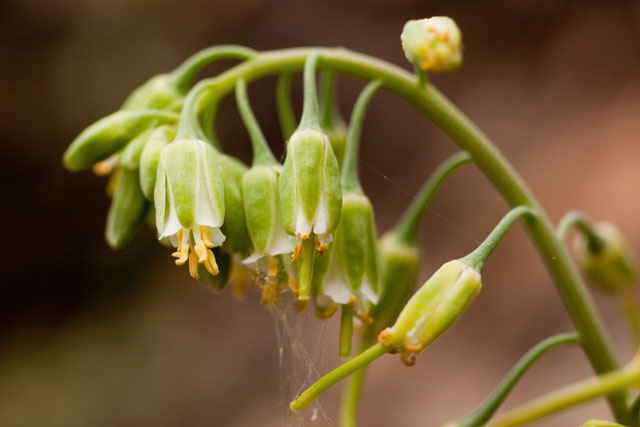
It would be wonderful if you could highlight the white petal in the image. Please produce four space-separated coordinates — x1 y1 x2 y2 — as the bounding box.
295 204 313 237
208 226 226 246
359 275 380 305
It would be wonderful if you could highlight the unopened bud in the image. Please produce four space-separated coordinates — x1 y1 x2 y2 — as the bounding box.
401 16 462 72
138 126 175 200
379 259 481 357
105 168 149 249
574 222 637 292
122 74 184 111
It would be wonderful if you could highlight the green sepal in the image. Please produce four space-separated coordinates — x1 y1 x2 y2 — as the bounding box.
218 155 252 258
386 259 481 351
322 135 342 234
120 128 153 170
197 247 231 292
370 232 420 332
242 165 279 254
139 126 175 201
105 168 149 249
63 109 178 171
155 139 225 233
121 74 184 111
336 193 378 293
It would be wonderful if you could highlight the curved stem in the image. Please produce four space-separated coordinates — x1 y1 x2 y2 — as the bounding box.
277 73 297 141
170 45 257 92
290 343 391 411
488 356 640 427
235 78 278 166
557 210 606 253
393 151 472 245
177 48 630 423
463 206 537 271
449 332 581 427
298 52 322 130
341 80 382 193
320 72 341 128
340 330 376 427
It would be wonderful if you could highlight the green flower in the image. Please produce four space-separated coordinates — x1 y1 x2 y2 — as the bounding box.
154 138 225 279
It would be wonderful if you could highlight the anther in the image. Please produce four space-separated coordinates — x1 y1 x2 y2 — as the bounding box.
347 295 357 307
195 240 208 263
400 352 416 367
172 243 189 265
176 229 184 252
315 241 329 256
316 303 338 319
200 226 214 248
188 252 200 279
378 328 394 347
355 311 374 325
267 257 279 279
92 154 119 176
292 243 303 260
203 249 219 276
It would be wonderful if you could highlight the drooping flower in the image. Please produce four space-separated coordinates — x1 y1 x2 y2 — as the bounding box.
154 138 226 278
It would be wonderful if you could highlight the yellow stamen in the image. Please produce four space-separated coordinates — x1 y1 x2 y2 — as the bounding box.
176 229 183 252
188 252 200 279
347 295 357 307
300 234 309 240
230 265 247 300
260 283 280 308
356 311 373 325
202 249 219 276
92 155 119 176
315 242 329 256
288 278 298 296
316 303 338 319
195 240 208 263
400 351 416 367
267 257 279 279
378 328 394 347
172 243 189 265
292 243 303 260
200 226 214 248
404 341 423 353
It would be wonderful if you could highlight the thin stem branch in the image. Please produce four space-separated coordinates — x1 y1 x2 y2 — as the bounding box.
277 73 297 141
340 304 354 360
463 206 537 272
393 151 472 245
557 210 606 253
621 290 640 347
488 356 640 427
290 343 391 411
298 52 322 130
340 330 376 427
341 80 382 193
448 332 581 427
235 78 278 166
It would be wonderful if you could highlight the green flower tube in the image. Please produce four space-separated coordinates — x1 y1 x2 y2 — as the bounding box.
154 138 226 279
105 167 150 249
63 109 179 172
378 259 481 364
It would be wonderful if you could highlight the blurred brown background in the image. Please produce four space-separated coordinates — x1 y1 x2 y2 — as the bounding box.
1 0 640 426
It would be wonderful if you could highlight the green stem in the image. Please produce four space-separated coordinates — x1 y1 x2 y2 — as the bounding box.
170 45 257 92
393 151 472 245
488 357 640 427
298 52 322 130
178 48 629 422
277 73 297 141
341 80 382 193
621 290 640 347
290 343 391 411
340 304 354 360
340 330 375 427
235 78 278 166
557 211 606 253
320 72 340 128
463 206 536 271
449 332 581 427
297 236 316 301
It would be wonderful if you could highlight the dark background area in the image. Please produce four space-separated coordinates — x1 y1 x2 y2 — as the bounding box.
1 0 640 425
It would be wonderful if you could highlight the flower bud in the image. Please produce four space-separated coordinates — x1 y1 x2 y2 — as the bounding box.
105 167 150 249
370 232 420 332
138 126 175 200
121 74 184 111
242 165 294 262
120 128 153 170
154 138 226 279
63 109 178 172
401 16 462 72
574 222 637 292
218 154 253 258
319 194 379 312
379 259 481 360
279 128 342 247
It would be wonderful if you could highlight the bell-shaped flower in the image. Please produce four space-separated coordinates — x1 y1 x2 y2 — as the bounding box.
154 138 226 279
378 259 481 365
401 16 462 73
279 127 342 254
